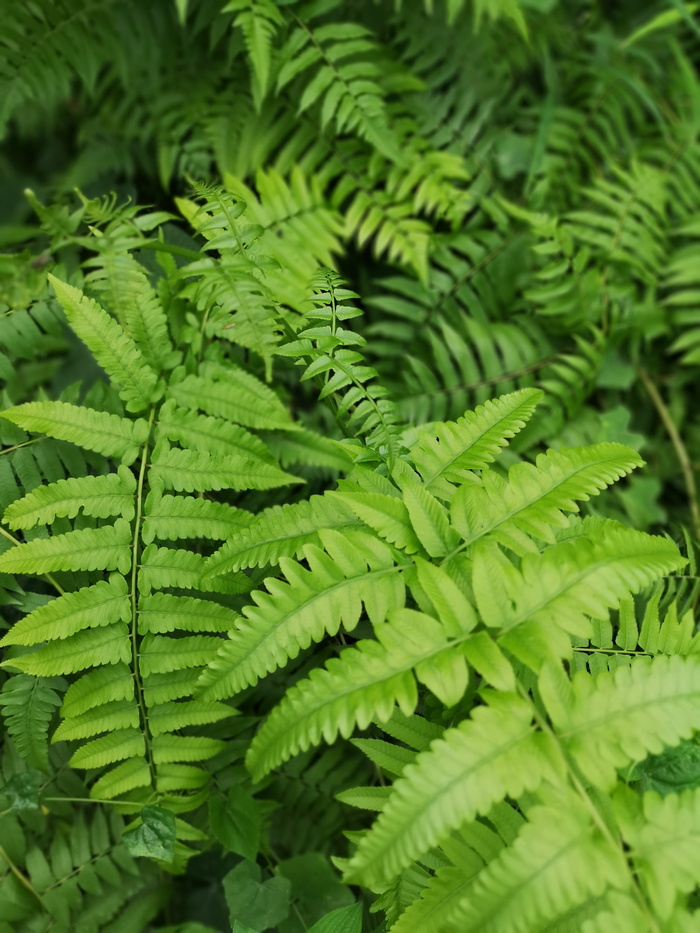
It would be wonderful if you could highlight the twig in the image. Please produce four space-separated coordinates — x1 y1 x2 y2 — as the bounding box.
638 367 700 541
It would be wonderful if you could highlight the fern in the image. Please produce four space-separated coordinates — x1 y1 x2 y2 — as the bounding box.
0 259 300 829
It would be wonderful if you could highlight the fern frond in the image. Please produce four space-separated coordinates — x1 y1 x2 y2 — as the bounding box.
553 654 700 791
203 492 359 576
345 693 560 885
150 443 299 492
147 698 235 736
0 575 130 646
138 544 252 596
0 402 148 464
443 797 628 933
169 364 296 431
0 519 132 575
48 276 163 413
61 663 135 720
474 524 685 668
226 0 284 105
137 593 239 634
139 634 223 676
450 444 643 552
245 608 456 780
0 673 63 769
197 527 406 699
624 786 700 919
52 697 140 742
4 465 137 530
156 399 276 461
142 493 252 543
410 388 543 498
3 623 131 676
69 727 145 770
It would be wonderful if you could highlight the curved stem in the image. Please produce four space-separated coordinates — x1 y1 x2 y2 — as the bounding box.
638 367 700 542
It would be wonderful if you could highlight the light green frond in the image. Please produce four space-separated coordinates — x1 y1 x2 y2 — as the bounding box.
345 693 560 885
53 697 140 742
119 259 181 372
0 574 130 646
0 401 148 464
340 491 422 554
139 634 224 676
168 364 296 431
203 492 359 577
138 544 252 596
245 608 454 781
410 389 543 499
0 674 63 770
137 593 239 634
61 663 135 719
142 494 252 543
152 734 225 764
0 519 133 575
48 275 163 412
150 444 299 492
90 757 151 800
473 524 685 668
446 799 628 933
156 400 275 460
451 444 644 552
623 787 700 919
402 484 459 558
555 654 700 790
4 465 137 530
197 528 406 699
69 727 145 770
388 862 484 933
3 623 131 676
142 669 203 706
147 699 235 736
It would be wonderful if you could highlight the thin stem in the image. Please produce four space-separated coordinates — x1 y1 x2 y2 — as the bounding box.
130 409 157 788
0 844 45 907
638 367 700 542
0 438 42 458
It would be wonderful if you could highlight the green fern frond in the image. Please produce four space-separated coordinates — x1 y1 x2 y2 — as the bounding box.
0 519 132 575
52 697 140 742
198 527 406 700
410 388 543 498
169 364 296 431
139 634 224 676
443 797 628 933
345 693 560 885
142 493 252 543
137 593 239 634
245 608 457 781
156 399 276 461
203 491 359 576
0 402 149 464
0 575 130 647
0 673 63 769
623 786 700 919
474 524 685 668
3 623 131 677
149 442 300 492
48 276 164 413
61 663 135 720
4 465 137 530
552 654 700 791
226 0 284 105
450 444 644 552
138 544 252 596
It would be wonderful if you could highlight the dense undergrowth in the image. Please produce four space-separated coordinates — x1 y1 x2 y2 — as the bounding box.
3 1 700 931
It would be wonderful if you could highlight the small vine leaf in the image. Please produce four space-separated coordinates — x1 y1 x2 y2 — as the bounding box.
123 805 176 861
1 769 43 810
